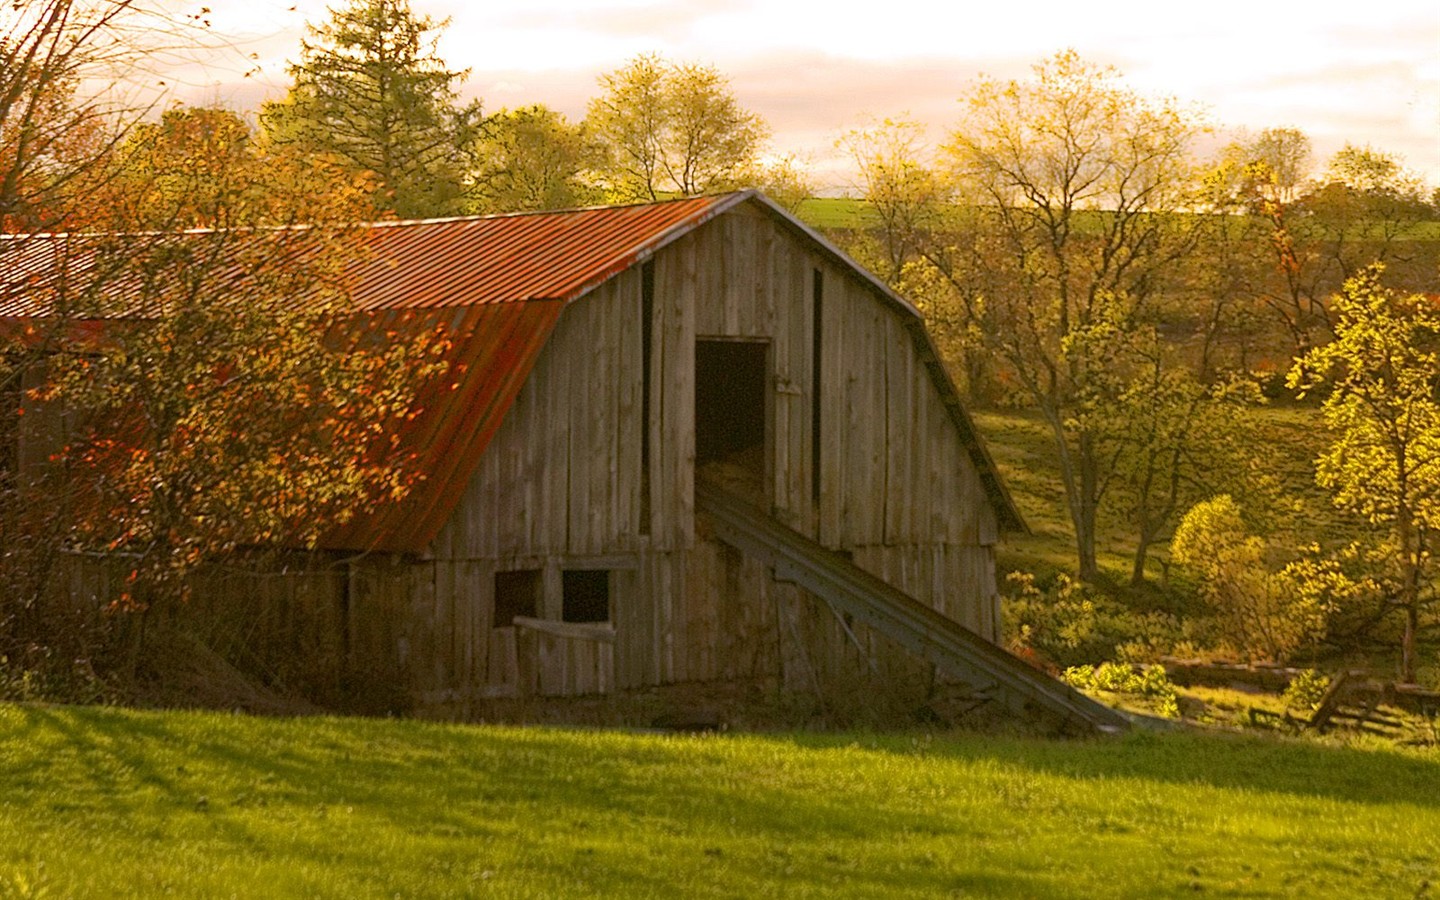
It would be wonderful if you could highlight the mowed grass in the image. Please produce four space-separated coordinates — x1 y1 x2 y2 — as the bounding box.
3 703 1439 898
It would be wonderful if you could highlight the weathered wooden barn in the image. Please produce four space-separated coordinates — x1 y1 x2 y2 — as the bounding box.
4 191 1123 730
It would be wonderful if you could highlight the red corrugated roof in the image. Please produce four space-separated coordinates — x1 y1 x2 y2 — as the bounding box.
346 194 730 309
327 195 735 551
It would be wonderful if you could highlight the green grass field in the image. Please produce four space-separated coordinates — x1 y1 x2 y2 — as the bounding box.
2 702 1437 898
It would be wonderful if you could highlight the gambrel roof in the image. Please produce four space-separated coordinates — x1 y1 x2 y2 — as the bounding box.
0 191 1023 552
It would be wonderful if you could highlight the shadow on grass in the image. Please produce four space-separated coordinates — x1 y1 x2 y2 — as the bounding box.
777 727 1440 809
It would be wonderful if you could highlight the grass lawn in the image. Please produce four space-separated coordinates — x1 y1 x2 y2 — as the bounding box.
2 703 1438 898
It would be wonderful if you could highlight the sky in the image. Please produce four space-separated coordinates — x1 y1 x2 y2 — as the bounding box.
169 0 1440 195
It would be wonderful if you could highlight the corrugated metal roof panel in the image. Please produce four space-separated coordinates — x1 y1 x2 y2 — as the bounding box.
346 195 730 310
321 300 565 553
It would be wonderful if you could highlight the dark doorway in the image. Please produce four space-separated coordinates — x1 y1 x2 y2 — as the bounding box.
695 340 768 495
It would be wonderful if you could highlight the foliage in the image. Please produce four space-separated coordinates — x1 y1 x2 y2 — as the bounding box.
1002 571 1184 669
0 0 187 231
469 104 599 214
1062 662 1180 717
837 117 950 284
92 105 380 229
922 51 1207 581
586 53 769 201
261 0 482 219
7 703 1440 898
25 227 447 618
1085 349 1263 585
746 153 815 214
1171 495 1334 662
1282 668 1331 711
1289 265 1440 681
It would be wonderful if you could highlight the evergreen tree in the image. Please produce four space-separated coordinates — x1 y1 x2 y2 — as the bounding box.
262 0 481 219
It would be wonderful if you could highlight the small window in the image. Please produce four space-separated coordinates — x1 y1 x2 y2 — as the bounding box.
493 570 540 627
562 570 610 623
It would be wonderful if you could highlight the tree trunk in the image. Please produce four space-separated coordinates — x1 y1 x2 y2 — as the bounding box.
1397 506 1420 684
1075 432 1100 583
1130 536 1151 587
1042 407 1100 583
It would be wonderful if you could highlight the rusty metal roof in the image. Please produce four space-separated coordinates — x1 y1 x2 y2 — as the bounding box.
348 194 733 310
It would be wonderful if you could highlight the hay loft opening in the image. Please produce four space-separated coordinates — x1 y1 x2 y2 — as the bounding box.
695 340 768 500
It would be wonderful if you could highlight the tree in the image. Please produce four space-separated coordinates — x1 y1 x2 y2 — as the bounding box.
586 54 769 201
1288 265 1440 682
96 105 379 229
1208 135 1434 358
469 105 598 214
1090 353 1260 585
0 0 164 231
261 0 482 219
839 117 950 284
925 51 1205 581
18 226 447 625
1171 495 1332 662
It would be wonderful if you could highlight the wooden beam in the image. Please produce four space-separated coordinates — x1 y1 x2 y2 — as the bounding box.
512 616 616 644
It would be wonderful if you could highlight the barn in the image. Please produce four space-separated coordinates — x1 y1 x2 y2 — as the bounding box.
5 190 1123 731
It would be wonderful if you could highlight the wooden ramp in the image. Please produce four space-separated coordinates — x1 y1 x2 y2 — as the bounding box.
696 481 1130 734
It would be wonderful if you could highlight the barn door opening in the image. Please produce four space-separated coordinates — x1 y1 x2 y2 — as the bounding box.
695 339 768 503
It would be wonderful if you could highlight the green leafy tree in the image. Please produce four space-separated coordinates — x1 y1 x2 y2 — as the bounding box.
469 105 598 214
924 51 1206 581
586 53 769 201
1288 265 1440 681
261 0 482 219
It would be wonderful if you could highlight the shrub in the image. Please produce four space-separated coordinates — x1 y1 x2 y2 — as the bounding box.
1172 495 1333 663
1003 572 1184 669
1063 662 1180 718
1282 669 1331 711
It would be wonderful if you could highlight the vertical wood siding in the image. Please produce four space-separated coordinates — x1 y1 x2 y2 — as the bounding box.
365 200 1003 709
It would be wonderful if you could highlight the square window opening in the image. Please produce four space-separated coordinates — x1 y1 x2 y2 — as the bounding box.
493 569 540 628
562 570 610 623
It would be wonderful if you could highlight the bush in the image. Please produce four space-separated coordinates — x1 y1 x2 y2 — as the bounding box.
1003 572 1184 669
1282 669 1331 711
1062 662 1180 718
1172 496 1333 663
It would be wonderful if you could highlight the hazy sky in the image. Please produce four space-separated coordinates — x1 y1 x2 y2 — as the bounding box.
175 0 1440 194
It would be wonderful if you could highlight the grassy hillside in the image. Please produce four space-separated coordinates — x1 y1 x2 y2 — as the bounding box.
971 405 1341 585
2 703 1438 898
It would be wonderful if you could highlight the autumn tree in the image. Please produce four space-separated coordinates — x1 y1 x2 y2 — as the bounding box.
1209 133 1435 358
838 117 950 284
586 54 769 201
923 51 1206 581
0 0 173 231
469 105 598 214
262 0 482 219
1288 265 1440 682
14 225 447 632
95 105 379 229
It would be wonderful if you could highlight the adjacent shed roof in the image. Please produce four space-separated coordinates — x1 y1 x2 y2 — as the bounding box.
0 191 1023 552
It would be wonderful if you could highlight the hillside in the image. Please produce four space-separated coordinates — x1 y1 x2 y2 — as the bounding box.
2 703 1437 898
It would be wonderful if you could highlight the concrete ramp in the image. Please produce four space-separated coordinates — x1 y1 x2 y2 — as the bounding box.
696 481 1129 733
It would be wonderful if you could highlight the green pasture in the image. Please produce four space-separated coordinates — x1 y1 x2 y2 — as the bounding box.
2 702 1437 898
